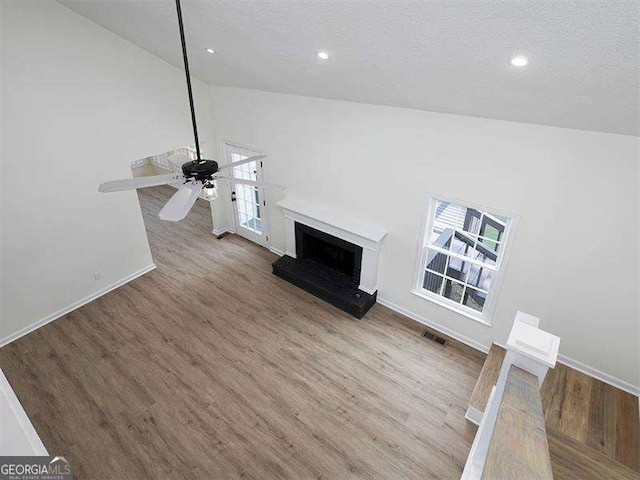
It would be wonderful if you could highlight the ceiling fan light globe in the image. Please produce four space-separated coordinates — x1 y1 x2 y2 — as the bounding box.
204 183 218 200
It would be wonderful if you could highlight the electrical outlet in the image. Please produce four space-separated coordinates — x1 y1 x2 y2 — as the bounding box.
93 271 103 280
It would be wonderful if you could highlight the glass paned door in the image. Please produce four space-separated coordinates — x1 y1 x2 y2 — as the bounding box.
226 145 269 246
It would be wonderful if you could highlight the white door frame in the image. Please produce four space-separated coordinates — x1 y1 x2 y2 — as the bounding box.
222 141 271 248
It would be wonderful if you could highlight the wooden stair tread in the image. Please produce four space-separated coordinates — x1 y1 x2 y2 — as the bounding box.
468 343 505 413
548 430 640 480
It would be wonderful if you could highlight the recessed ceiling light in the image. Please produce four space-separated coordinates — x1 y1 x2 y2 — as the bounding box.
509 56 528 67
317 51 329 60
206 48 215 54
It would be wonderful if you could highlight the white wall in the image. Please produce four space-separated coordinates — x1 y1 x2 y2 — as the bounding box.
0 1 213 341
209 86 640 392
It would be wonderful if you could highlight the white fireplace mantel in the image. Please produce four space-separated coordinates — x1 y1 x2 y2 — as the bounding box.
276 197 387 294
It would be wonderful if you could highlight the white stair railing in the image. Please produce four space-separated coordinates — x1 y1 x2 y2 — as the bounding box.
461 311 560 480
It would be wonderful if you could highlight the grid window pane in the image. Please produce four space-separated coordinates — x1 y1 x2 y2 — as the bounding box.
468 266 492 291
478 237 499 254
446 257 469 282
423 271 444 294
240 187 253 203
483 224 501 242
429 229 443 244
419 197 510 320
433 200 466 231
425 249 448 274
465 211 482 235
463 287 485 312
449 235 474 256
443 279 464 303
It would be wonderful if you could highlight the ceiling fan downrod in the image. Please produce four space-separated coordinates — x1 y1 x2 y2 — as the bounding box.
97 0 285 222
175 0 201 162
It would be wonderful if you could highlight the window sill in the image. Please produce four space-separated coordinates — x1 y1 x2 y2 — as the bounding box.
410 289 492 327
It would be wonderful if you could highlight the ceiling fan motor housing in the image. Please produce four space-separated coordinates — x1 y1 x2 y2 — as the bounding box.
182 159 219 182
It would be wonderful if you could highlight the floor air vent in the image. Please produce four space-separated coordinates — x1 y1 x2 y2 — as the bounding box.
422 330 446 345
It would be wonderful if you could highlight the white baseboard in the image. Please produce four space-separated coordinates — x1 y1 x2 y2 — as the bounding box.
378 296 639 398
557 354 640 397
376 296 490 354
269 246 285 256
212 227 234 236
0 264 156 348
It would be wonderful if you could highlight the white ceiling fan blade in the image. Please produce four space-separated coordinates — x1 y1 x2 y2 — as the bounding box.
98 173 181 193
168 153 191 169
158 181 202 221
217 176 286 191
217 155 266 172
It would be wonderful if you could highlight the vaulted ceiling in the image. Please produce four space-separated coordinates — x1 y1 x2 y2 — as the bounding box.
59 0 639 136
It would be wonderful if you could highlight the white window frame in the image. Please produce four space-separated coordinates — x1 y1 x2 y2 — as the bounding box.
411 194 518 326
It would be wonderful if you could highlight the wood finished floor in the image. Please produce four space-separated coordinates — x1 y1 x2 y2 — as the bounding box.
542 362 640 474
0 186 484 479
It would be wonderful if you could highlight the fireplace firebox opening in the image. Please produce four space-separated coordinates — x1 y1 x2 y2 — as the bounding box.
295 223 363 283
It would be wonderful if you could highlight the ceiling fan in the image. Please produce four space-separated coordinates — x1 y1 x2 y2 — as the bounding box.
98 0 284 222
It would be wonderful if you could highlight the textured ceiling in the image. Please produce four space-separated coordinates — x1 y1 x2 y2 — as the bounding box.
58 0 639 136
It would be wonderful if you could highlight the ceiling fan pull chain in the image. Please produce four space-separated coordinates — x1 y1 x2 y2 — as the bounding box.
175 0 201 161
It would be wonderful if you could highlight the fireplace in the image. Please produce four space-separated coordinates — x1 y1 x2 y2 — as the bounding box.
271 199 387 319
295 223 362 283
